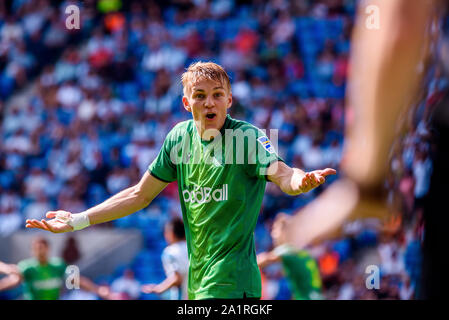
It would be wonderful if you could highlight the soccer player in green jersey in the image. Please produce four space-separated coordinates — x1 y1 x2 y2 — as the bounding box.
258 247 323 300
25 62 336 299
0 236 110 300
258 213 323 300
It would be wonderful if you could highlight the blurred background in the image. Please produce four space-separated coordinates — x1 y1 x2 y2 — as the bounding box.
0 0 446 300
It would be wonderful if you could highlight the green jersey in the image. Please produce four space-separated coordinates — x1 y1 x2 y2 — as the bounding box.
149 114 282 299
17 257 67 300
274 246 323 300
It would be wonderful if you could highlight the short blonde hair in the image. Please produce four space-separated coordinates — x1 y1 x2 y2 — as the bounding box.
181 61 231 96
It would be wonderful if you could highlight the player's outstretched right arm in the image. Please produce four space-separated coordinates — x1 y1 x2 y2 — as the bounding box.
0 262 22 292
0 273 22 292
0 261 18 275
141 272 183 295
25 171 169 233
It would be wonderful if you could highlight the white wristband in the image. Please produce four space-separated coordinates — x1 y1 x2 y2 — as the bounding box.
67 212 90 231
273 244 296 257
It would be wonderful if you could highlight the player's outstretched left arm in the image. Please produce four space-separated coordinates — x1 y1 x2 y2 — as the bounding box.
79 275 112 300
267 161 336 196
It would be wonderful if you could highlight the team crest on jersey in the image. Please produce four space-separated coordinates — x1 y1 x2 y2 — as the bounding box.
257 136 275 154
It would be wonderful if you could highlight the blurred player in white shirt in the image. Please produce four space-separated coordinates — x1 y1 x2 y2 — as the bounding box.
141 217 188 300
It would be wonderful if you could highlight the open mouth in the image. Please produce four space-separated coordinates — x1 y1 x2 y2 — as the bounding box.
206 113 216 120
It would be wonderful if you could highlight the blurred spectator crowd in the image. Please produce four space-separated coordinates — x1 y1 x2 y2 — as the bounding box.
1 0 447 300
0 0 97 100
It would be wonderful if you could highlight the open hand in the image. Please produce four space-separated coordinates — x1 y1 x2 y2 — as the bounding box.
97 285 113 300
298 168 337 193
141 284 156 294
25 210 74 233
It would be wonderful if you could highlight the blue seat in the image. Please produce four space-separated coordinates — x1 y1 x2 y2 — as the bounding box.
289 81 310 98
302 41 319 56
95 275 113 285
330 84 346 98
133 264 165 284
114 215 133 228
140 292 161 300
136 70 155 90
117 82 139 102
332 239 352 262
134 249 160 264
113 264 129 278
295 17 313 31
355 229 378 248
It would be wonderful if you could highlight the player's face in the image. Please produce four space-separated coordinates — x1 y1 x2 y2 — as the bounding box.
32 240 49 264
164 224 175 244
182 79 232 140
